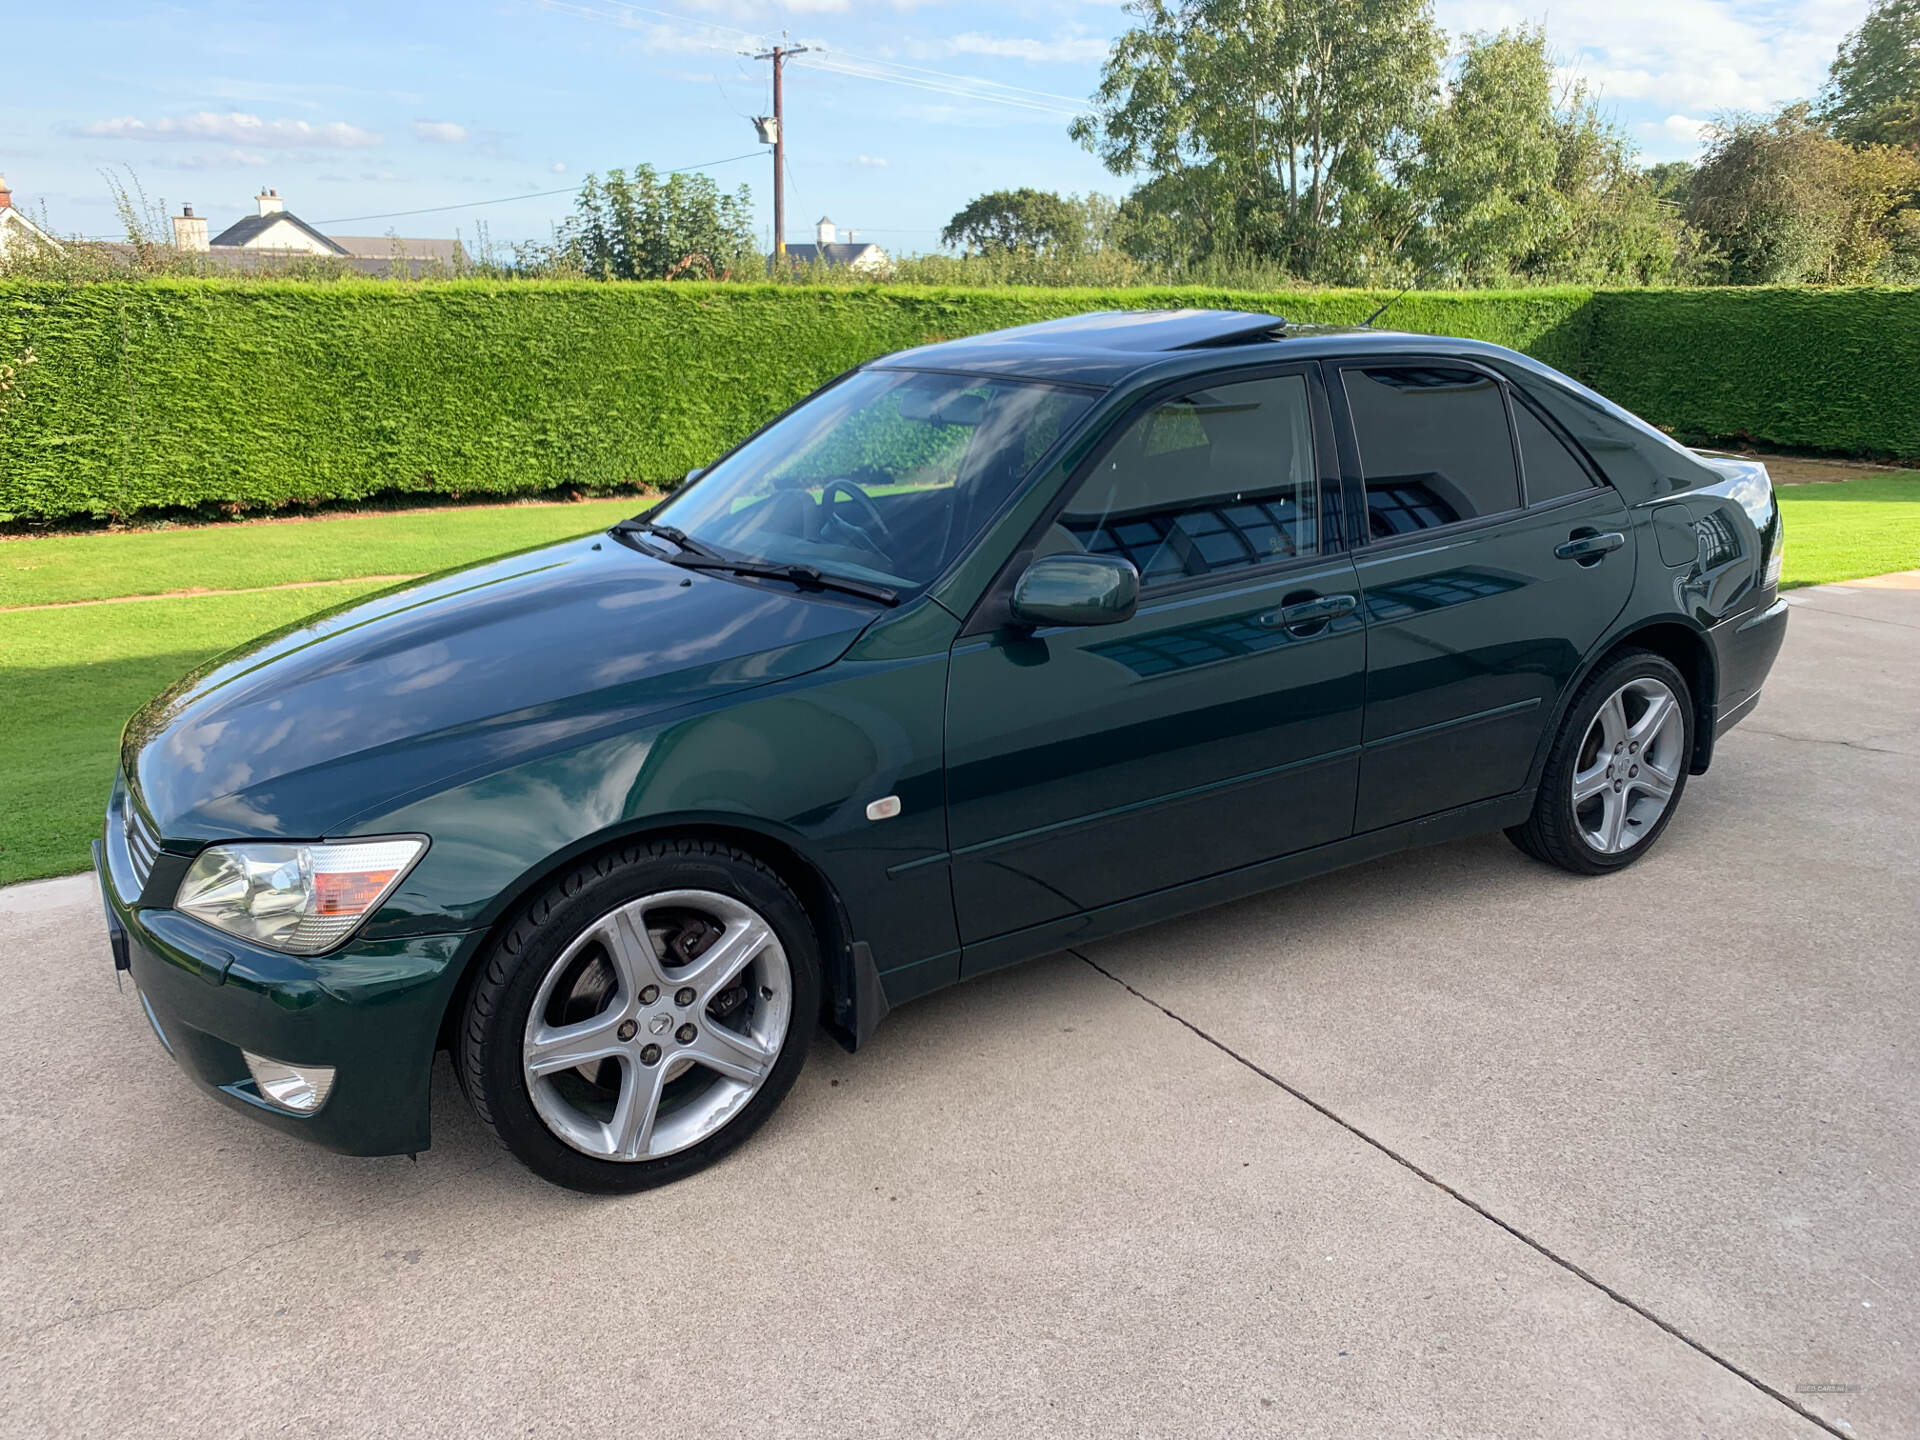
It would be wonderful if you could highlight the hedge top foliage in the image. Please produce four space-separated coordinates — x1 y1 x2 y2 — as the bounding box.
1 278 1914 522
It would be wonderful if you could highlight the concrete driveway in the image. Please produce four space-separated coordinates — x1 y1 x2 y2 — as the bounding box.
3 577 1914 1439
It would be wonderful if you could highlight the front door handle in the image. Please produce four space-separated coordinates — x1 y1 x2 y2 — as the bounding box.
1260 592 1358 634
1555 530 1626 565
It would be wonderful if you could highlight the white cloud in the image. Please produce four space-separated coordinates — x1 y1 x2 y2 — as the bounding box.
74 112 383 149
1442 0 1858 115
947 32 1109 63
1436 0 1865 158
1659 113 1713 144
412 120 469 144
853 154 889 167
551 161 568 173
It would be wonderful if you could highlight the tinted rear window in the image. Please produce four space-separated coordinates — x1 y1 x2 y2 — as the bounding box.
1342 366 1520 536
1513 400 1596 503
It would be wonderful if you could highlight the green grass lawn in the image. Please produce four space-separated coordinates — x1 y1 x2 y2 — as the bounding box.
0 584 396 885
0 498 638 886
0 498 642 608
1774 473 1920 589
1 475 1915 887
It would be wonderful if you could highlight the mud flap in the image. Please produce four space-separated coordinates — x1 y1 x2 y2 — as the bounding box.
828 940 891 1053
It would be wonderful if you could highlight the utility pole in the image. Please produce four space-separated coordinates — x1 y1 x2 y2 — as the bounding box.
750 40 810 261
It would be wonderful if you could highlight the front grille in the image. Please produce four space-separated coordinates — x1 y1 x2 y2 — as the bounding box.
124 797 161 892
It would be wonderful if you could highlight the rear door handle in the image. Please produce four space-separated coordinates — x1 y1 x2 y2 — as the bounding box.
1259 592 1358 634
1555 531 1625 564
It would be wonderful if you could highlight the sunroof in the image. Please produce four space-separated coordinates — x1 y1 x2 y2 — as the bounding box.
1169 314 1292 348
1001 309 1290 352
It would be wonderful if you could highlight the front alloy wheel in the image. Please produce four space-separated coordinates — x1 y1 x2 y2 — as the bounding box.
460 839 819 1193
523 890 790 1162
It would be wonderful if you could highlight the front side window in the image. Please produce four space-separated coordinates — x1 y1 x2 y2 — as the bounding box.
1342 366 1520 537
651 369 1096 592
1051 373 1320 588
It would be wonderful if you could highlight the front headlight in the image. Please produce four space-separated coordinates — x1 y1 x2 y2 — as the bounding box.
174 838 426 955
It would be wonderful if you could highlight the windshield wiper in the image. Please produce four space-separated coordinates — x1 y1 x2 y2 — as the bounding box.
609 518 724 559
665 553 899 606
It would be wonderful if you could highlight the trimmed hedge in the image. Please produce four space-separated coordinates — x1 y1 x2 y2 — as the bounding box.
0 279 1913 522
1580 287 1920 461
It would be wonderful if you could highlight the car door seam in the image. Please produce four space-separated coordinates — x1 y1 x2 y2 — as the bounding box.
1362 696 1543 752
950 744 1364 860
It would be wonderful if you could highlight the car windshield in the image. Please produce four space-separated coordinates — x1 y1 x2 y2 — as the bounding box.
645 368 1097 594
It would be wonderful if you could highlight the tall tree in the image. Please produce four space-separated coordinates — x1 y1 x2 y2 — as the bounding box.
1820 0 1920 151
1645 161 1695 211
1071 0 1445 277
1407 28 1676 284
942 189 1085 255
1687 103 1920 283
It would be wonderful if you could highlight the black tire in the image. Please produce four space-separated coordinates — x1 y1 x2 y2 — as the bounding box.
1507 648 1695 876
458 837 820 1194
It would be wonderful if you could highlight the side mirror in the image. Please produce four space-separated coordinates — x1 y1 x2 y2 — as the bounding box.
1010 554 1140 629
683 467 706 485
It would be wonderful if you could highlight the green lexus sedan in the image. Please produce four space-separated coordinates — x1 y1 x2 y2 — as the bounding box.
97 310 1788 1192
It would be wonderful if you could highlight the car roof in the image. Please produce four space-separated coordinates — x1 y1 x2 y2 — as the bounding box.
868 308 1530 388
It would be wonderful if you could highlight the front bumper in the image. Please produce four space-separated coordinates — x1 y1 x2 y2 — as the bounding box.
96 803 477 1157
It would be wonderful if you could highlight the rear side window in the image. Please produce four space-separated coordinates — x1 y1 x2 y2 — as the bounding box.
1341 366 1520 536
1513 399 1596 503
1055 373 1320 587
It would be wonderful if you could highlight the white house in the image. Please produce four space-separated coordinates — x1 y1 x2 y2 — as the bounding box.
0 175 61 258
196 189 349 256
780 217 890 274
175 190 462 266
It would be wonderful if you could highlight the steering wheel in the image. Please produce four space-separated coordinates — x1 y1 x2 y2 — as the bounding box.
820 478 896 560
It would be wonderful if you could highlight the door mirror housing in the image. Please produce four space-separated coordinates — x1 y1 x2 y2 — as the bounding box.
683 467 706 486
1010 554 1140 629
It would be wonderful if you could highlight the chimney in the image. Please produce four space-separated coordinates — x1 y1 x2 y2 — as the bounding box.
816 215 835 246
173 204 209 252
257 188 284 216
0 175 12 211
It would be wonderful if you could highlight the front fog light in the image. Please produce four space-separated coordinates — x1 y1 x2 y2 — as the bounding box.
242 1051 336 1113
175 837 425 954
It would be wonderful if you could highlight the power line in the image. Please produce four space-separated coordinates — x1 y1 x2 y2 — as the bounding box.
539 0 1092 119
313 150 763 226
795 53 1087 117
795 44 1092 110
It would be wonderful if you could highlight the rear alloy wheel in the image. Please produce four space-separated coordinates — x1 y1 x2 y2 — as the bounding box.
1508 649 1694 875
460 840 818 1193
1569 676 1687 857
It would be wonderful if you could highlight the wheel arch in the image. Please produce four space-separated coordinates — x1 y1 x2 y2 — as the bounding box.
1529 616 1720 791
434 814 879 1059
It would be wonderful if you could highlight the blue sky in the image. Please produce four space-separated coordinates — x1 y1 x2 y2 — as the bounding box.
2 0 1873 253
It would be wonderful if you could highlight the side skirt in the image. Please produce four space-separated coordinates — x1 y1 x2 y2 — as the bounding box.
943 789 1536 988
